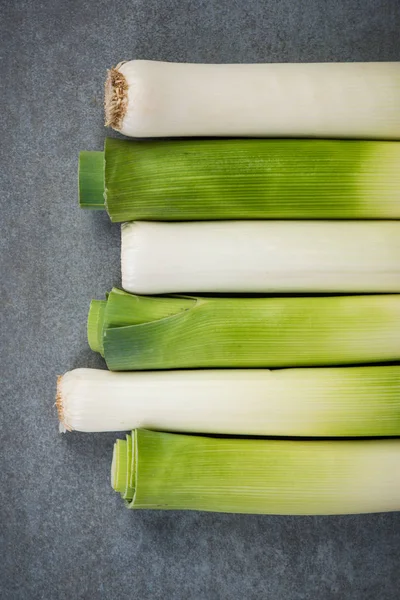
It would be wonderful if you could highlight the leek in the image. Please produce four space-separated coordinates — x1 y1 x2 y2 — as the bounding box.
57 366 400 436
121 221 400 294
87 289 400 370
112 430 400 514
79 138 400 220
105 60 400 139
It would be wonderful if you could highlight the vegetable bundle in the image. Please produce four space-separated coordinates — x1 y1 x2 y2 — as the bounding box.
79 138 400 221
59 59 400 516
88 288 400 370
112 430 400 515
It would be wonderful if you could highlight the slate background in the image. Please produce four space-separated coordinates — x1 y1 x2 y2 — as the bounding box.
1 1 400 598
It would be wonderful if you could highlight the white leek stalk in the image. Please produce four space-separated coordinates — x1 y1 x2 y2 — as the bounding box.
121 221 400 294
105 60 400 139
57 366 400 437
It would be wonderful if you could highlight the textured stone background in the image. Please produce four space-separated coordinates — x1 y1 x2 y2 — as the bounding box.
1 1 399 598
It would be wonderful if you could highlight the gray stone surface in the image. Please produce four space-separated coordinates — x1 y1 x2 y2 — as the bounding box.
1 0 400 598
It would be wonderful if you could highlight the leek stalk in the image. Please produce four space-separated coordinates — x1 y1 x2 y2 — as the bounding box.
112 430 400 514
87 289 400 370
105 60 400 139
57 366 400 436
121 221 400 294
79 138 400 220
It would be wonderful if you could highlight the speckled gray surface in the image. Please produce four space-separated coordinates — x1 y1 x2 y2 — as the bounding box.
1 1 400 598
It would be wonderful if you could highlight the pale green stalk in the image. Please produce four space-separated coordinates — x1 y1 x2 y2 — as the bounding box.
112 430 400 514
87 289 400 370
